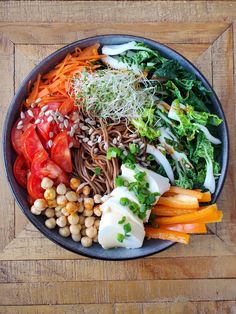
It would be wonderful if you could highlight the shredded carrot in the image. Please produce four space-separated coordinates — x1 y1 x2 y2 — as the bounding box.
152 205 197 216
159 223 207 234
145 226 190 244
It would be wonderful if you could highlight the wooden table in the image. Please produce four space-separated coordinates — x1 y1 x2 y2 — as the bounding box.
0 1 236 313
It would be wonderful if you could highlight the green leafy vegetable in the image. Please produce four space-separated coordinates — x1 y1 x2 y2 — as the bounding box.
94 167 101 176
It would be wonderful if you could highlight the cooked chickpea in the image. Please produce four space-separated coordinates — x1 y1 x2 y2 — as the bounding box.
45 208 55 218
44 188 56 201
81 236 92 247
65 191 77 202
85 216 95 228
77 202 84 213
34 198 47 210
72 233 81 242
81 228 87 236
56 183 67 195
94 194 102 204
69 224 81 235
59 226 70 237
30 205 41 215
86 226 97 239
55 209 62 218
65 201 78 214
84 198 94 210
45 218 56 229
56 195 68 207
82 185 91 196
70 178 81 190
93 205 102 217
61 207 69 217
41 177 54 190
68 213 79 225
56 216 67 227
55 205 62 212
83 209 93 217
93 235 98 243
47 199 57 208
94 219 100 229
79 215 85 225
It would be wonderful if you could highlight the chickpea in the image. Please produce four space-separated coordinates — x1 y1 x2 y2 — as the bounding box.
72 233 81 242
61 207 69 217
55 205 62 212
56 216 67 227
45 208 55 218
70 178 81 190
69 224 81 235
79 215 85 225
85 216 95 228
30 205 41 215
83 209 93 217
94 205 102 217
94 219 100 229
77 202 84 213
56 183 67 195
55 209 62 218
81 236 92 247
45 218 56 229
56 195 68 207
59 226 70 237
65 191 77 202
94 194 102 204
34 199 47 210
93 235 98 243
47 199 57 208
41 177 54 190
44 188 56 201
81 228 87 236
82 185 91 196
84 198 94 210
65 201 78 214
68 213 79 225
86 226 97 239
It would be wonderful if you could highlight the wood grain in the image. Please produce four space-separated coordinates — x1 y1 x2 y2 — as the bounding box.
0 1 236 312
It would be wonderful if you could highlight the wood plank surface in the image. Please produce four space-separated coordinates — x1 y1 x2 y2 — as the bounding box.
0 1 236 312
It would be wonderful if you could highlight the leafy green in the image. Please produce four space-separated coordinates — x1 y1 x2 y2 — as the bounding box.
94 167 101 176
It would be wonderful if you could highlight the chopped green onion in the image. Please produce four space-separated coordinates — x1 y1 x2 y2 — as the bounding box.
129 143 140 154
134 171 146 182
106 147 122 160
94 167 101 176
124 223 131 235
115 176 125 187
118 216 126 224
120 198 130 206
117 233 125 243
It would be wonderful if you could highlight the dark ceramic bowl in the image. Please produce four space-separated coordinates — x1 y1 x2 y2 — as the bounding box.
3 35 229 260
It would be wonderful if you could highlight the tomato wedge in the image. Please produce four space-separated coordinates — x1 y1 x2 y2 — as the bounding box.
59 98 74 115
22 125 46 163
37 103 60 141
11 108 40 154
51 131 72 173
27 172 44 200
31 150 69 185
13 155 29 188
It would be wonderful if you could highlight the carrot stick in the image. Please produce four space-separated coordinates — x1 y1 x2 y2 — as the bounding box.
159 223 207 234
167 186 204 200
155 204 222 225
157 195 199 209
199 191 211 203
145 226 190 244
152 205 197 216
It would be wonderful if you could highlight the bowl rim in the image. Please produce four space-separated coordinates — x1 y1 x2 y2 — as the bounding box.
3 34 229 260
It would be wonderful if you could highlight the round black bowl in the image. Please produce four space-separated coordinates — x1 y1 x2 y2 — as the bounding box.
3 35 229 260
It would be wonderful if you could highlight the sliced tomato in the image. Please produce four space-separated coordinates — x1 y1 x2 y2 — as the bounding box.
59 98 74 115
51 131 72 173
31 150 69 185
22 125 46 163
13 155 29 188
11 108 40 154
27 172 44 200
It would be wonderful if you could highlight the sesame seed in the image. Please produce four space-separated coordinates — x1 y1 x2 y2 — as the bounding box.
20 112 25 119
69 128 75 137
103 143 108 151
78 135 85 139
59 123 64 129
58 116 64 122
85 118 91 123
47 140 53 148
17 120 23 126
82 137 89 143
47 116 53 123
45 110 51 116
117 135 121 141
88 128 93 135
97 136 102 143
35 97 41 104
112 138 117 145
16 125 23 130
87 140 94 146
81 125 89 131
27 110 34 117
41 105 48 112
49 132 54 138
89 120 96 126
73 123 79 130
64 119 69 128
35 119 41 124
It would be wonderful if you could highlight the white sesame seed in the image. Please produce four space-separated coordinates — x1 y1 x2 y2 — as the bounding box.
97 136 102 143
89 120 96 126
69 142 73 148
64 119 69 128
85 118 91 123
17 120 23 126
47 116 54 123
103 143 108 150
59 123 64 129
35 97 41 104
73 123 79 130
88 128 93 135
112 138 117 145
20 112 25 119
140 143 145 149
45 110 51 116
82 137 89 143
58 116 64 122
27 109 34 117
87 140 94 146
35 118 41 124
117 135 121 141
69 128 75 137
81 125 89 131
94 148 98 154
49 132 54 138
41 105 48 112
78 135 85 139
47 140 53 148
16 125 23 129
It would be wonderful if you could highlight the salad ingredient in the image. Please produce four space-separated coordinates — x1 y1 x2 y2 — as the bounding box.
167 186 204 199
51 131 72 173
41 177 54 189
145 227 190 244
199 191 211 203
13 155 29 188
27 173 44 200
194 123 221 145
159 223 207 234
152 205 197 216
158 195 199 209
